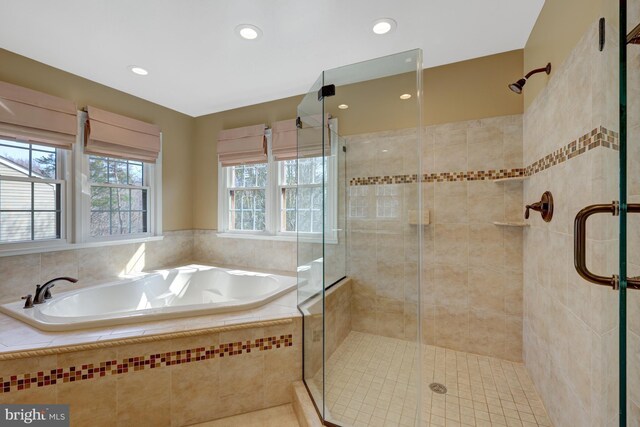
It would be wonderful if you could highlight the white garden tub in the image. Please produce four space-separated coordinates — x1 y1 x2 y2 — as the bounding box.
0 264 297 331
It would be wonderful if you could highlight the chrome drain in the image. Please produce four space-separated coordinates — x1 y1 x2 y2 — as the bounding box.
429 383 447 394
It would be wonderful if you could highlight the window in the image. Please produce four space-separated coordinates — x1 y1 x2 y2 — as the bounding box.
219 130 336 240
0 139 64 243
226 164 267 232
279 157 324 233
86 155 149 238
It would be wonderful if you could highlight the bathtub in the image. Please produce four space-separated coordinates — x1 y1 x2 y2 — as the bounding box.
0 264 297 332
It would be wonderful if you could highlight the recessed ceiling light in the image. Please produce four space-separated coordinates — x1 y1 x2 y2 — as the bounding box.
400 93 412 100
338 104 349 110
372 18 397 35
236 24 262 40
129 66 148 76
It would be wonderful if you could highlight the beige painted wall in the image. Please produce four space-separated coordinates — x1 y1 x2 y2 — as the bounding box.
523 0 614 108
0 49 194 231
193 50 524 229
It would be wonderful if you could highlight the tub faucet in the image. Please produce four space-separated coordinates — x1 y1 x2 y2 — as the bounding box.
33 277 78 304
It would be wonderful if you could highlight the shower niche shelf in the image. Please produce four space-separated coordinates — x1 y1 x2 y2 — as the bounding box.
493 221 529 227
493 176 528 183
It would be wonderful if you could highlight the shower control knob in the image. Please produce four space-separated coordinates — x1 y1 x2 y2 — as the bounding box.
525 191 554 222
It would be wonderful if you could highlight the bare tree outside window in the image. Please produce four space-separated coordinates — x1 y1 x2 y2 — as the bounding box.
89 156 147 237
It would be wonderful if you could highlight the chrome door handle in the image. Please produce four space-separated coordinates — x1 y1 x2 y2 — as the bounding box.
574 202 640 290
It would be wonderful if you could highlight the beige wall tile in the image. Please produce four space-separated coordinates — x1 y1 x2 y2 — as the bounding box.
117 368 172 426
171 359 220 427
467 125 504 171
58 377 117 427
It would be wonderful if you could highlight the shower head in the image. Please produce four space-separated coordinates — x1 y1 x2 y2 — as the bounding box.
509 79 527 94
508 63 551 94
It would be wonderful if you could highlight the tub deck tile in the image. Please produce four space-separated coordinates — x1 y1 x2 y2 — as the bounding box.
0 290 299 356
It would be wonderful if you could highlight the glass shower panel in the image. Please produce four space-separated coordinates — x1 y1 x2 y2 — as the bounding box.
297 72 327 418
626 2 640 424
320 49 423 426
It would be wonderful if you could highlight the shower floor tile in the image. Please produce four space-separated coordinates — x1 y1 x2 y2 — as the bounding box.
317 331 551 427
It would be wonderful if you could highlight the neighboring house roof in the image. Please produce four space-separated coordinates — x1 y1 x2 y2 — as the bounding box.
0 155 47 179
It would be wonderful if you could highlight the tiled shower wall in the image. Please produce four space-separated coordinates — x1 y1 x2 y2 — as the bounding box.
0 230 193 304
346 128 420 341
345 117 525 361
523 21 622 426
422 115 524 362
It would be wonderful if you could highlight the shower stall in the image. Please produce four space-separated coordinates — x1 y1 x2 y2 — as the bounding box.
296 3 640 425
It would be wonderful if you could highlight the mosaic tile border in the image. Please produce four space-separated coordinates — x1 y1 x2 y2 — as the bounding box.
348 126 619 186
525 126 618 175
0 334 293 394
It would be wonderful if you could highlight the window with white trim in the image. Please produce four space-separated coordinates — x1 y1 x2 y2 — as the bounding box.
219 132 336 239
0 139 65 244
278 157 324 233
87 156 149 237
74 109 162 243
226 163 267 232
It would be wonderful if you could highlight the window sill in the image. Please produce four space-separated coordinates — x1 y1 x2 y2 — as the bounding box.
216 232 338 245
0 235 164 258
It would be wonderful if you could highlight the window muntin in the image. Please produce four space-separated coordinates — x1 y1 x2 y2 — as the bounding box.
349 186 368 218
0 139 62 243
226 164 267 232
279 157 325 233
88 156 148 237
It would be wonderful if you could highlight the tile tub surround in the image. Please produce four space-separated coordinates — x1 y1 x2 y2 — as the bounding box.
523 20 623 427
0 317 302 427
0 333 293 394
0 287 298 355
0 230 194 304
193 230 347 287
193 230 297 273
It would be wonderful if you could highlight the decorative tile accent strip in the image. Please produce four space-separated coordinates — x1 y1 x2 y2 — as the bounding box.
349 126 619 186
0 334 293 394
349 169 525 186
0 318 294 361
524 126 619 176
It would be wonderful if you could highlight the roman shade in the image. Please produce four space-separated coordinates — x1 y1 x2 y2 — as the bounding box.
0 80 77 149
271 119 297 161
217 124 267 167
85 106 161 163
295 114 332 159
272 116 332 161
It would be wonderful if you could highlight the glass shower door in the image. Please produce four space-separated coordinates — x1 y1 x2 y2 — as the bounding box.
297 49 423 427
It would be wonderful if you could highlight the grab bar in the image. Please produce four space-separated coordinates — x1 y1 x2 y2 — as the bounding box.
574 202 640 290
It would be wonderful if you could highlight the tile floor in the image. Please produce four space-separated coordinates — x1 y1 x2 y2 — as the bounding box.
191 404 300 426
316 332 552 427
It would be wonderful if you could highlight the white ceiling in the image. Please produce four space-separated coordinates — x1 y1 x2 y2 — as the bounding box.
0 0 544 117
